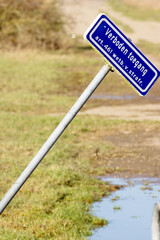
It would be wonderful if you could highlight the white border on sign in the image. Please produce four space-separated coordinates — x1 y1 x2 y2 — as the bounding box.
88 16 158 93
84 13 105 40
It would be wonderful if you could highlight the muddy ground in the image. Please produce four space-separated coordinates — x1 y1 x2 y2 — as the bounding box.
103 128 160 178
62 0 160 179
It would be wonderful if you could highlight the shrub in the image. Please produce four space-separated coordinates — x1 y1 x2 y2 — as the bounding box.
0 0 66 50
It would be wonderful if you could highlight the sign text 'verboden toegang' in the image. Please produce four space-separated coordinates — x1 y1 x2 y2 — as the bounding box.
84 14 160 96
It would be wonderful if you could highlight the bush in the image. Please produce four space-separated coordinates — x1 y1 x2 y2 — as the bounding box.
0 0 66 50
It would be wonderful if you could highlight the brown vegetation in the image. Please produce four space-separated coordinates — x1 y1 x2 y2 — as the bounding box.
0 0 66 50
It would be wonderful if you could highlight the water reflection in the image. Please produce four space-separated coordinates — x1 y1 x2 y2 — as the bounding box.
91 94 160 100
89 178 160 240
91 95 136 100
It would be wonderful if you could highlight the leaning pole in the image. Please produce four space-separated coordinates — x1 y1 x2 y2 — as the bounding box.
0 65 110 214
1 13 160 214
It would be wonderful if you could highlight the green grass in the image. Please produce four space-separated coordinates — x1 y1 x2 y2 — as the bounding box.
0 49 135 116
0 49 124 239
0 109 124 239
0 111 158 239
0 49 159 239
108 0 160 21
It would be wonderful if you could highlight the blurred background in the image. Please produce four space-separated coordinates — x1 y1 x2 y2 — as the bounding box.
0 1 160 239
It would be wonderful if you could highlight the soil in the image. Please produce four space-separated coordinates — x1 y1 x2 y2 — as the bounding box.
81 104 160 121
62 0 160 44
62 0 160 179
80 105 160 178
124 0 160 10
103 129 160 179
62 0 160 69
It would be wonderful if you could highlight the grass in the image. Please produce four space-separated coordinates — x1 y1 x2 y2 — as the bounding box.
123 0 160 10
137 40 160 61
0 49 136 117
107 0 160 21
0 49 127 239
0 48 159 239
0 106 127 239
0 0 159 237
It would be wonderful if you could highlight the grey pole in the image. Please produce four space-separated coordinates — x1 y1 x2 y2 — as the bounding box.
152 202 160 240
0 64 110 214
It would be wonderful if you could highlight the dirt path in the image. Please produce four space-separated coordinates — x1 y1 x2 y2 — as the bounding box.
103 2 160 45
61 0 160 178
62 0 160 44
62 0 160 69
62 0 106 36
81 104 160 178
81 103 160 121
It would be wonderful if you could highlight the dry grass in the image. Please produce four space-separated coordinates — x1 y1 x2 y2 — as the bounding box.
108 0 160 21
124 0 160 10
0 0 67 50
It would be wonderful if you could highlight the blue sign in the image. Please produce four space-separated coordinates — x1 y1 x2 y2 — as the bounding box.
84 14 160 96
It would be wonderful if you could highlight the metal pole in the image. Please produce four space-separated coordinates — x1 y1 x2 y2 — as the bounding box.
0 64 110 214
152 202 160 240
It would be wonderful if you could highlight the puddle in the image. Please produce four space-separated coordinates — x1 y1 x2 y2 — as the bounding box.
91 95 136 100
91 94 160 101
89 178 160 240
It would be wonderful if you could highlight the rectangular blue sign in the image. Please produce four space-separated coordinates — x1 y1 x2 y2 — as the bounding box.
84 14 160 96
